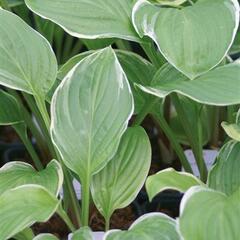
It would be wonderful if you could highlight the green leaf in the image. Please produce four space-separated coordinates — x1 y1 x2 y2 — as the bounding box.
222 122 240 141
138 62 240 106
33 234 59 240
154 0 187 6
0 160 63 196
116 50 156 114
0 90 24 125
57 50 156 114
25 0 140 42
13 228 35 240
146 168 204 201
51 47 133 184
0 9 57 99
208 141 240 196
169 97 210 146
57 51 94 81
179 186 240 240
91 127 151 221
132 0 239 79
105 213 180 240
72 227 93 240
0 185 60 240
230 29 240 54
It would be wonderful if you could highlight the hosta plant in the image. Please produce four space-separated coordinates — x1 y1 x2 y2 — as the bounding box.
0 0 239 239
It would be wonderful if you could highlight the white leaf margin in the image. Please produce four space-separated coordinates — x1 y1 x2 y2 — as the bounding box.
132 0 240 79
0 160 64 197
50 47 134 176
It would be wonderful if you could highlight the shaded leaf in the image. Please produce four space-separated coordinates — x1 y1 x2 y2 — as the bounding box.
91 127 151 220
0 90 23 125
138 62 240 106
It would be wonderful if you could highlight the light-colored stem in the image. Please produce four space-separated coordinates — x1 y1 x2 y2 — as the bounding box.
81 176 90 226
57 205 76 232
34 96 82 227
171 93 208 182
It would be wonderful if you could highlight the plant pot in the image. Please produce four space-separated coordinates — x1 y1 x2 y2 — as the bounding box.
60 178 81 200
184 149 219 178
2 144 26 164
68 231 105 240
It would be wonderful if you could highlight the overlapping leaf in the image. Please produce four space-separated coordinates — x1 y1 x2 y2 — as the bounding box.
133 0 239 79
0 185 60 240
179 186 240 240
33 234 59 240
72 227 93 240
0 9 57 99
57 50 156 113
208 141 240 196
91 127 151 221
138 62 240 106
105 213 180 240
0 160 63 196
0 90 23 125
25 0 140 42
51 47 134 184
146 168 203 201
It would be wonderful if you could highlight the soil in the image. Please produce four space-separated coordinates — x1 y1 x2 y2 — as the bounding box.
1 118 182 238
32 205 136 239
90 205 136 231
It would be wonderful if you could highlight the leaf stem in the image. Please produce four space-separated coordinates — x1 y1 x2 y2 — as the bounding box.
152 113 193 173
14 124 43 170
7 90 49 160
105 217 110 232
33 96 82 227
132 97 159 126
81 175 90 226
57 204 76 232
171 93 208 182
